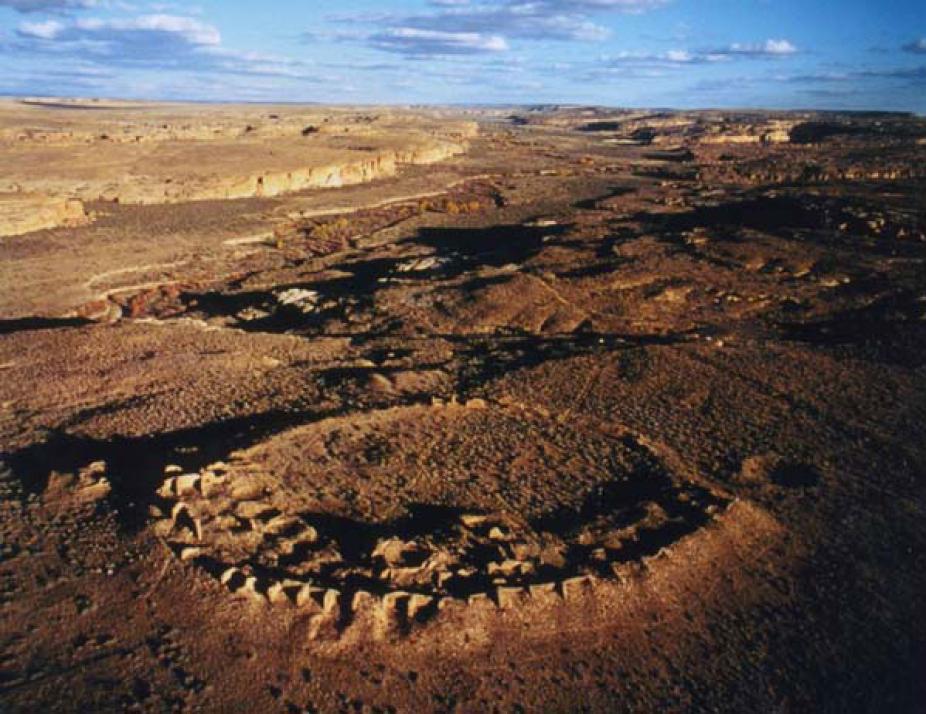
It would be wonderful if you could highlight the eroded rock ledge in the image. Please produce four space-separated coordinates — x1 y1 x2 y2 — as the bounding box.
0 193 90 238
0 101 476 235
102 140 468 205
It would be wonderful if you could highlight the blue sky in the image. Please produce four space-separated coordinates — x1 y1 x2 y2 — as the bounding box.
1 1 924 110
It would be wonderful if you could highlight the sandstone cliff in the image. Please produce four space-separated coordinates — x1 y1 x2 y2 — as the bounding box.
0 194 89 237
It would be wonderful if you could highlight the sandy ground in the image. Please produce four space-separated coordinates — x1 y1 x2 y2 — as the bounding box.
0 102 925 712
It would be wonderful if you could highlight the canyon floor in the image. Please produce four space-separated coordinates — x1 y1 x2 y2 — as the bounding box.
0 100 924 712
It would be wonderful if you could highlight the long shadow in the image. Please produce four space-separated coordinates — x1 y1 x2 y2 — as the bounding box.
531 436 726 570
407 222 567 277
648 194 840 234
578 121 623 132
595 226 640 259
633 165 697 181
643 148 694 163
176 223 567 335
328 328 692 395
449 330 689 393
573 186 636 210
637 193 926 258
314 328 691 400
2 328 694 526
281 504 470 566
179 256 402 333
1 408 326 529
787 119 926 144
776 289 926 367
19 100 123 111
323 328 689 398
0 316 92 335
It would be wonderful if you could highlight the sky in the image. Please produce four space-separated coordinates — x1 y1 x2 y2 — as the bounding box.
0 0 924 111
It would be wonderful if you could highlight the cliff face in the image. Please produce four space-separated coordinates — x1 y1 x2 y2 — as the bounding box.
103 140 467 205
0 194 88 237
0 102 477 233
697 120 797 145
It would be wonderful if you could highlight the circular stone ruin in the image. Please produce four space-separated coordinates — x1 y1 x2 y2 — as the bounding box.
154 401 727 632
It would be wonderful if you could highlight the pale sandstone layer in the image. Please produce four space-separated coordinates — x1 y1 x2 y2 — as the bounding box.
0 193 89 237
0 99 475 235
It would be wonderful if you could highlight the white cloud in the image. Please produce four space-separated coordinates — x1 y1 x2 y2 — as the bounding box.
17 19 64 39
664 49 692 62
8 11 321 80
902 38 926 54
0 0 95 12
340 0 669 55
598 47 727 68
15 13 222 57
72 14 221 46
724 39 798 56
570 0 667 10
370 27 509 56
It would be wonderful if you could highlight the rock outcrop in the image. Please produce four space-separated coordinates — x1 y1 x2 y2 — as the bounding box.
98 140 467 205
0 193 89 237
0 100 477 218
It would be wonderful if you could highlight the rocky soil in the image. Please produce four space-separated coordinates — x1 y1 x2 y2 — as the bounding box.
0 103 924 712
